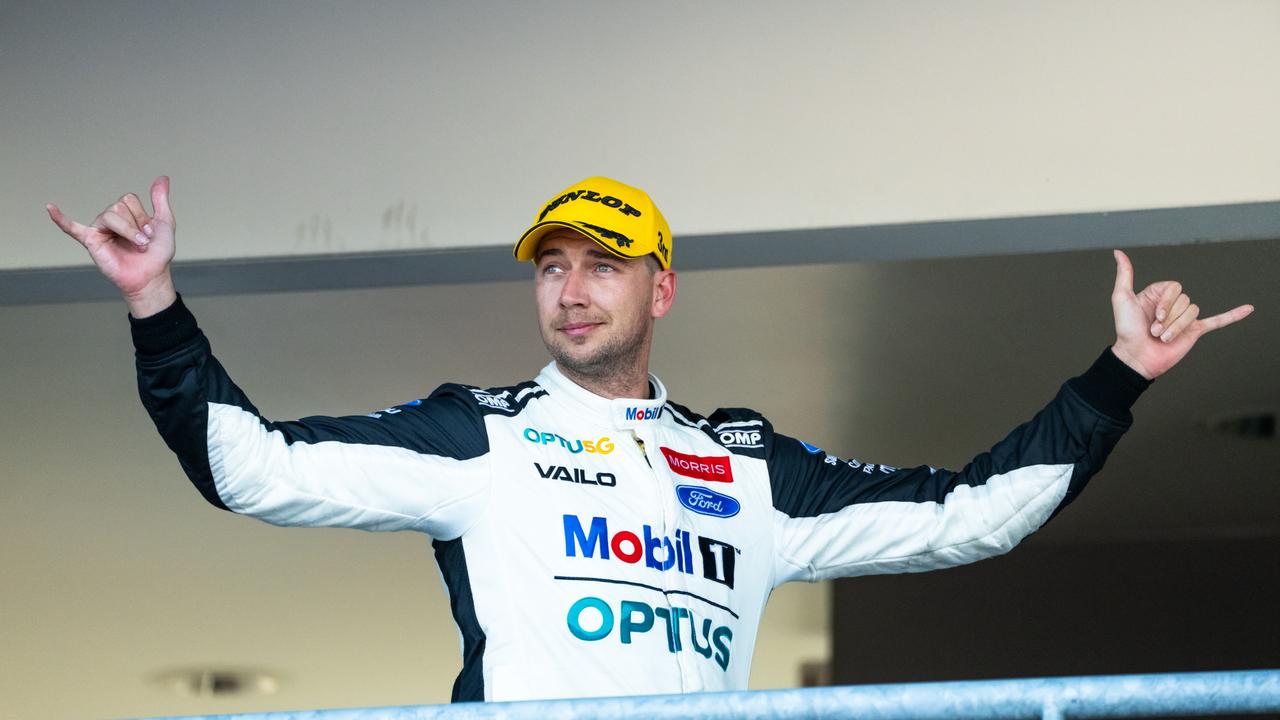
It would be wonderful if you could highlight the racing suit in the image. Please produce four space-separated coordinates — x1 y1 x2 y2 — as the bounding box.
132 295 1148 702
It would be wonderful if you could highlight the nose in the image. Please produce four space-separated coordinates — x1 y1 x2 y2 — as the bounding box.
559 266 589 308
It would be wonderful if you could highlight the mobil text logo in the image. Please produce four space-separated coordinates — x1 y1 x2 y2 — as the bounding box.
624 405 660 422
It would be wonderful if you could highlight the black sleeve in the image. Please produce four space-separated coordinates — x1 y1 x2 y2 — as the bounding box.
132 295 493 537
768 348 1148 583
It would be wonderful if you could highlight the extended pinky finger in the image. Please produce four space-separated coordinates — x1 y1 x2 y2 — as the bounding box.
1198 304 1255 333
46 204 91 243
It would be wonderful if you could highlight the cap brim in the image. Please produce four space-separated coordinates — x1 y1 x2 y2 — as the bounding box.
513 221 636 263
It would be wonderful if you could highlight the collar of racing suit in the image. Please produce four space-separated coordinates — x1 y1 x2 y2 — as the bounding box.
535 361 669 430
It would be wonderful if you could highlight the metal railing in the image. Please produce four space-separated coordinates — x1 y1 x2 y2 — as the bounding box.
151 669 1280 720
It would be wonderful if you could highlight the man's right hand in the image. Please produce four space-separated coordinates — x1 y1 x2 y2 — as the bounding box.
48 175 178 318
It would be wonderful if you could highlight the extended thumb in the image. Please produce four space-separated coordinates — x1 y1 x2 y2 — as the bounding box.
1112 249 1134 295
150 175 173 221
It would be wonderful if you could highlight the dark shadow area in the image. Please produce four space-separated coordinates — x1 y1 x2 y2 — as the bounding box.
829 238 1280 719
833 536 1280 682
833 536 1280 719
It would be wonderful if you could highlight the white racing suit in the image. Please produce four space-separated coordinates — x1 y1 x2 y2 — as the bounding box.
132 295 1148 702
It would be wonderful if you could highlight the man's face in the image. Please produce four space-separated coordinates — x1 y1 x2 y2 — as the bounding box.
533 230 674 381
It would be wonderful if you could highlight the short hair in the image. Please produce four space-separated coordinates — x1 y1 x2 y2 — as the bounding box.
643 254 662 275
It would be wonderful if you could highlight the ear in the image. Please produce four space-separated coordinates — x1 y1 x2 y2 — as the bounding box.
651 270 677 318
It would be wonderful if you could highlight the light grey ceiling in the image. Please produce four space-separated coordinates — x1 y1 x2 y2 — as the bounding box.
6 1 1280 272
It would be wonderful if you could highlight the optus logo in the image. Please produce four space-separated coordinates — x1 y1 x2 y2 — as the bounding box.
523 428 615 455
566 596 733 671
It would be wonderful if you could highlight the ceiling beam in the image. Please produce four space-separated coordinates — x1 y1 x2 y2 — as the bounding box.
7 201 1278 306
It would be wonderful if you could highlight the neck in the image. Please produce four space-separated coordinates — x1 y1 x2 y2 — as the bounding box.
555 360 651 400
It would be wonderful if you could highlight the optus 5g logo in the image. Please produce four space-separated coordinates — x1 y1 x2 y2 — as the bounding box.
566 596 733 671
523 428 615 455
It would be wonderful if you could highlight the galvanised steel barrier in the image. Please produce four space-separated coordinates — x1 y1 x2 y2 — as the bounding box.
150 669 1280 720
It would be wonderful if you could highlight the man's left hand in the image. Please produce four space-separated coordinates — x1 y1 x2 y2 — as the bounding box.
1110 249 1254 380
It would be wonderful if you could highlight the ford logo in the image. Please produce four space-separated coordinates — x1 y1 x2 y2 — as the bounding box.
675 485 741 519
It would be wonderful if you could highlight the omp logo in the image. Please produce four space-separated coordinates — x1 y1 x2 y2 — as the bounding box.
538 189 643 222
535 463 616 488
469 388 511 410
718 429 762 448
523 428 615 455
624 406 660 422
660 447 732 483
563 515 737 588
676 486 741 519
715 420 763 448
565 596 733 671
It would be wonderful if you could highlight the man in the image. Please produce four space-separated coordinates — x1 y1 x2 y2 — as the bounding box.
48 176 1252 703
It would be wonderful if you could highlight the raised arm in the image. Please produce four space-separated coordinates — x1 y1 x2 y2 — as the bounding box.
48 178 491 539
769 251 1253 584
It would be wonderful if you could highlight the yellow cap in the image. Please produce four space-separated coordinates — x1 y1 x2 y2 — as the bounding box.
513 176 672 269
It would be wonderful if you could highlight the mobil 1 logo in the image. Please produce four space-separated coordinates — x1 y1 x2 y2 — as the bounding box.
563 514 738 589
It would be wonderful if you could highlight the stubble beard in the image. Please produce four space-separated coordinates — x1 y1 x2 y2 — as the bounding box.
543 315 651 387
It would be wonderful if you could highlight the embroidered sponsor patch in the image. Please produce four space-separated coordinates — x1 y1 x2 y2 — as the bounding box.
469 388 512 411
676 485 741 519
661 447 733 483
